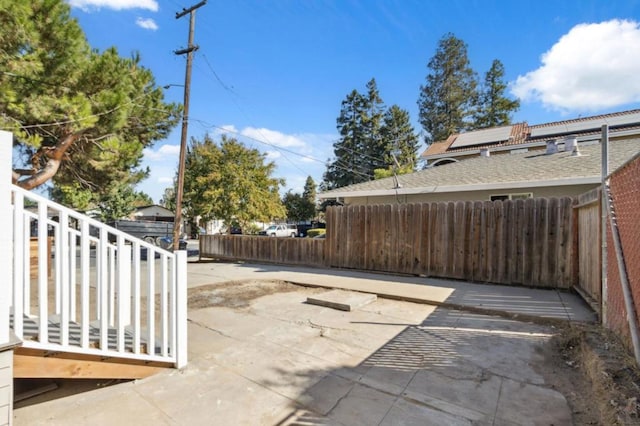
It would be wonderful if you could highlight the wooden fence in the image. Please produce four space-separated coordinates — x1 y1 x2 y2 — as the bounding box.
325 198 575 288
574 188 602 312
201 197 576 289
200 234 325 267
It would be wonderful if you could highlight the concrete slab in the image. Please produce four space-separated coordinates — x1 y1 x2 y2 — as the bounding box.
306 289 377 311
15 261 587 425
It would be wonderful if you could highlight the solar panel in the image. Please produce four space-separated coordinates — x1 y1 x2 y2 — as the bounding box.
530 111 640 138
449 125 512 149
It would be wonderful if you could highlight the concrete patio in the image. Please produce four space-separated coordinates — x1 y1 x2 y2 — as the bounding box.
14 257 595 425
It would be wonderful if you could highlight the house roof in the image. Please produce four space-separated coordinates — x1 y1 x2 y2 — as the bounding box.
133 204 174 216
319 138 640 199
421 109 640 159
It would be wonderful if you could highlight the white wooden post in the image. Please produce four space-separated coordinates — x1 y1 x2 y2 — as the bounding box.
0 130 18 426
0 131 12 344
175 250 188 368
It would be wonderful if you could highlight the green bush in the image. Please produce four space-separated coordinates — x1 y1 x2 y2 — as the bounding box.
306 228 326 238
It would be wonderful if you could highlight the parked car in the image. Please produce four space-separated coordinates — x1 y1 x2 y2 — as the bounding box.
229 226 243 235
258 224 298 237
157 236 188 250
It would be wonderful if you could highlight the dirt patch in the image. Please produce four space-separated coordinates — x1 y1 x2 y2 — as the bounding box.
537 323 640 425
188 279 303 309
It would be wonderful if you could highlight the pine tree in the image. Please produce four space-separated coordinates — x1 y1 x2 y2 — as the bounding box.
417 33 478 145
323 89 369 189
473 59 520 129
2 0 180 208
362 78 386 175
323 78 388 189
303 176 317 205
379 105 419 171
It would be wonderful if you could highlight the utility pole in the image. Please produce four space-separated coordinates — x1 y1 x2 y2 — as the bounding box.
173 0 206 249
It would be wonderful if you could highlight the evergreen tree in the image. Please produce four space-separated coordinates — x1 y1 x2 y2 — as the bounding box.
2 0 180 208
362 78 386 175
473 59 520 129
302 176 317 206
323 89 369 189
379 105 419 171
323 78 388 189
417 33 478 145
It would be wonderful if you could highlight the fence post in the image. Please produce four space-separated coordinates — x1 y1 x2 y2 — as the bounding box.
175 250 188 368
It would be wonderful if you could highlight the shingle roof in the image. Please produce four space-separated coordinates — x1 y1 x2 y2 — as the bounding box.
421 109 640 159
320 138 640 199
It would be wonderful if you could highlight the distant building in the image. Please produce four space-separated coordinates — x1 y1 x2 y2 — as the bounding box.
319 109 640 205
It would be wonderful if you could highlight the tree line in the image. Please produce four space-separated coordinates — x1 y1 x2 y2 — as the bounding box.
322 33 520 190
3 2 518 230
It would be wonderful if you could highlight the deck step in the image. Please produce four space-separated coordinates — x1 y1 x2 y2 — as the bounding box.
10 314 159 354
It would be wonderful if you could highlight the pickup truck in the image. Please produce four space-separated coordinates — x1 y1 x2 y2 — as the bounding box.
108 220 173 244
258 224 298 237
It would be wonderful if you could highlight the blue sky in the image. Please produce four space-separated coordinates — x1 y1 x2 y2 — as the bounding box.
67 0 640 203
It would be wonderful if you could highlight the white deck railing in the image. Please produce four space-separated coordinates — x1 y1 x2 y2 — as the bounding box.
10 185 187 368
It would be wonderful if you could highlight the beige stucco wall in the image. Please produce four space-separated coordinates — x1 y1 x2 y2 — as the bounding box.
342 183 598 206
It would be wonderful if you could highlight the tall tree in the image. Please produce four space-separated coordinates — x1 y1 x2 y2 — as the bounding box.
1 0 180 208
417 33 478 145
303 176 317 205
473 59 520 129
379 105 419 171
323 89 368 189
181 135 286 230
362 78 386 175
323 78 388 189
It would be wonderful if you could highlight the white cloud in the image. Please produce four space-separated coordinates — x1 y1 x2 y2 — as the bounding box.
68 0 158 11
143 144 180 161
136 17 158 30
511 19 640 111
240 127 306 148
265 151 282 160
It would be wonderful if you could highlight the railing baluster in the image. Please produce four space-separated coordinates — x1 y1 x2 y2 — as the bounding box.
38 203 48 343
69 229 77 322
81 220 90 348
60 211 70 346
116 237 130 353
99 227 109 351
160 254 168 357
12 191 24 339
54 215 61 316
169 255 176 359
132 241 141 354
109 245 115 327
147 251 155 355
22 214 31 316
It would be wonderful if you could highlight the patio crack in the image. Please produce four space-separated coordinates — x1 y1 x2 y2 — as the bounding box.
188 318 237 340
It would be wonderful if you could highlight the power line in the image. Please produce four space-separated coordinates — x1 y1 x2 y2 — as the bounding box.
189 119 372 181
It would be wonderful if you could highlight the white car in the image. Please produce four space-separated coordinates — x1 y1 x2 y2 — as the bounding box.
259 224 298 237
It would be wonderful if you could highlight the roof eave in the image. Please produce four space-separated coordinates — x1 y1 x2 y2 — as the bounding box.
318 176 601 200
